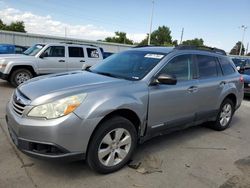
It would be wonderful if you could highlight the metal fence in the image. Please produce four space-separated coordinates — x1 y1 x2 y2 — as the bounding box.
0 30 134 53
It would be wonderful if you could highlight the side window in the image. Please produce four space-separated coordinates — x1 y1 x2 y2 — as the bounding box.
219 57 235 75
68 47 84 57
160 55 193 81
196 55 217 78
43 46 65 57
87 48 99 58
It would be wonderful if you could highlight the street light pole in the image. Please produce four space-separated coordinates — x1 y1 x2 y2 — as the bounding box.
148 0 154 45
239 25 247 56
180 28 184 45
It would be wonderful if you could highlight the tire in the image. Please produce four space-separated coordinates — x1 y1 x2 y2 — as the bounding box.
211 98 235 131
10 69 33 87
87 116 137 174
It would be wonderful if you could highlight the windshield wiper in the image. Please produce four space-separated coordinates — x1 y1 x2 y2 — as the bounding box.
95 71 119 78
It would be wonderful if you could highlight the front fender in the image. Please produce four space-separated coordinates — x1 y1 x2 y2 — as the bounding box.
4 61 38 74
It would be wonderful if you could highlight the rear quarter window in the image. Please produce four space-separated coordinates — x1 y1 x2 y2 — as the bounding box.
87 48 99 58
219 57 236 75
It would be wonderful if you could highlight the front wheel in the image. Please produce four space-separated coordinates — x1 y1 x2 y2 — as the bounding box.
9 69 33 87
87 116 137 174
211 98 235 131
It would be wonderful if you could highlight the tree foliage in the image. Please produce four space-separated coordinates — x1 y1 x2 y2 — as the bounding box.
139 26 173 46
104 31 133 45
0 19 26 33
229 41 245 55
181 38 204 46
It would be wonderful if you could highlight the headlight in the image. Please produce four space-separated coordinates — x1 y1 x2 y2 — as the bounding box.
28 93 87 119
248 83 250 87
0 64 6 69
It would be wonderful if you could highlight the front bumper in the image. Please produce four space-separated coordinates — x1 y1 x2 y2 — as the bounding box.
0 71 8 80
5 101 101 161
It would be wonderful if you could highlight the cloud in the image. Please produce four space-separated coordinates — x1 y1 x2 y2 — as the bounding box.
0 8 146 42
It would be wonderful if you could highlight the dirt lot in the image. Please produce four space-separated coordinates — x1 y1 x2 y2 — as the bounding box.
0 79 250 188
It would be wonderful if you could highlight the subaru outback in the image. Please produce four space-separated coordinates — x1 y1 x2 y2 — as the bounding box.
6 46 244 173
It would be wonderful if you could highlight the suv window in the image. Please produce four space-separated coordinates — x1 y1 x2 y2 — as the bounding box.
219 57 235 75
87 48 99 58
68 47 84 57
196 55 218 78
44 46 65 57
160 55 193 81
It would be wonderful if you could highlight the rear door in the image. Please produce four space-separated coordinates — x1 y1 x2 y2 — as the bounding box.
194 54 224 120
37 45 66 74
67 46 86 71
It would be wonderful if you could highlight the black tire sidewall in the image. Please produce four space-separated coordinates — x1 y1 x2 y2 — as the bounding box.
87 116 137 174
10 69 33 87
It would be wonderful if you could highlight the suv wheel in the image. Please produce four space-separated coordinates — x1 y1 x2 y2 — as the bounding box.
10 69 33 87
87 116 137 174
212 98 235 131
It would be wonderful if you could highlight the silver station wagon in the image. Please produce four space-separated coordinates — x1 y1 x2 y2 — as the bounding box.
6 46 244 173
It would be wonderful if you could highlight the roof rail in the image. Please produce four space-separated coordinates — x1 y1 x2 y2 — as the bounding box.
59 41 98 47
175 45 226 55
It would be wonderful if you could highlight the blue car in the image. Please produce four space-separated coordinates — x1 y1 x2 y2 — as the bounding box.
0 44 28 54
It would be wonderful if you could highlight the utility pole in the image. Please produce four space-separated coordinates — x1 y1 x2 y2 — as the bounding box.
246 42 249 55
180 28 184 45
148 0 154 45
239 25 247 56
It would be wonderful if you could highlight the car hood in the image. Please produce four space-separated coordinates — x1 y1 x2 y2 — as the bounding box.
18 71 129 104
0 54 34 61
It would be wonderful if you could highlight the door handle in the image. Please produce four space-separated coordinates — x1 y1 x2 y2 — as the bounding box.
59 60 65 62
80 60 85 62
219 81 226 87
187 86 198 93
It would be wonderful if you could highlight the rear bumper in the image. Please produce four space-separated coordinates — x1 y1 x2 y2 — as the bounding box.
0 71 8 80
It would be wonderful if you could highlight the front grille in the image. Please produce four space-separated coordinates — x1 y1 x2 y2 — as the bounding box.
12 100 26 116
11 90 29 116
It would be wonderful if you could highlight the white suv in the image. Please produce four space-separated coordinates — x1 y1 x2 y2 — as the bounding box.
0 42 104 86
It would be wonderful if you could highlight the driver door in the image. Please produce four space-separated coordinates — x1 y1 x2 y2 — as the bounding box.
38 46 67 74
148 54 199 131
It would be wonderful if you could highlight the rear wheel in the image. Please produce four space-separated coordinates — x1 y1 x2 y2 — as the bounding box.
211 98 235 131
87 116 137 174
10 69 33 87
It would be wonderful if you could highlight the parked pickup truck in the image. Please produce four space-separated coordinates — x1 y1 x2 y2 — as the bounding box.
0 42 104 86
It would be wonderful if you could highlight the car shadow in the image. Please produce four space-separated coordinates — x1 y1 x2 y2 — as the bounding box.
0 80 14 89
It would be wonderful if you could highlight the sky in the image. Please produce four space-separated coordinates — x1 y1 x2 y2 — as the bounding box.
0 0 249 52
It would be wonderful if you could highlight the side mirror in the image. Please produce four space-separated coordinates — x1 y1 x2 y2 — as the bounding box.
152 73 177 85
40 52 48 58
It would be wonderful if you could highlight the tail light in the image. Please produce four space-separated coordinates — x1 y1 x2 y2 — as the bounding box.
239 75 244 83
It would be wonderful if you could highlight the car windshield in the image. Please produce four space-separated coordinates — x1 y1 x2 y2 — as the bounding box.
90 50 166 80
23 44 45 56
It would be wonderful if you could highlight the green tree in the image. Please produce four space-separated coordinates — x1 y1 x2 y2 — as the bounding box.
139 26 173 46
104 31 133 45
182 38 204 46
230 41 245 55
0 19 26 33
